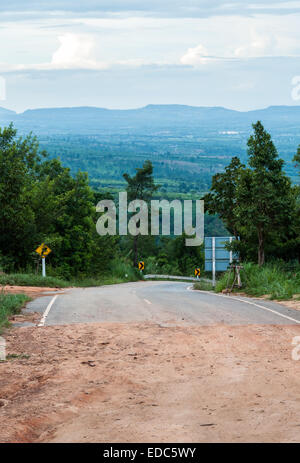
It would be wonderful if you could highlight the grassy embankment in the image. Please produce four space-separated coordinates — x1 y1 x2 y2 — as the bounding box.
194 262 300 300
0 291 31 334
0 259 141 289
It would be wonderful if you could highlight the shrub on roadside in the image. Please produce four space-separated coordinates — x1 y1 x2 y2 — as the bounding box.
0 292 31 333
215 262 300 300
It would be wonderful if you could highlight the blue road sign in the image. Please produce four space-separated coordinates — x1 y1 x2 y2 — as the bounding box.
205 236 238 273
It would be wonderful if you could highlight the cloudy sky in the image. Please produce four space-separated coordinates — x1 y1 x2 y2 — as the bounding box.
1 1 300 111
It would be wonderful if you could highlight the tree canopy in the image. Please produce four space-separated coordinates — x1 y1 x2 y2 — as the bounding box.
204 121 298 265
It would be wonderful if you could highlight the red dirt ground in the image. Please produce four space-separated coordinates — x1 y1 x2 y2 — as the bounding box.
0 321 300 443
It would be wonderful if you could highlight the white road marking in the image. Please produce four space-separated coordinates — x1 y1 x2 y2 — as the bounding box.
188 287 300 324
144 299 152 305
38 295 58 327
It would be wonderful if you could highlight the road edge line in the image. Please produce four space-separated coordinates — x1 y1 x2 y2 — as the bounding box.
37 295 58 327
188 288 300 325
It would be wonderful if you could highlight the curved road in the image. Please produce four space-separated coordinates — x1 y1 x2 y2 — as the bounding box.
27 281 300 326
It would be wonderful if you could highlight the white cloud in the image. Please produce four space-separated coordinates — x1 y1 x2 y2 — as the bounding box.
1 12 300 74
0 33 109 71
0 33 161 72
180 44 210 65
44 33 110 70
50 33 106 70
180 24 300 68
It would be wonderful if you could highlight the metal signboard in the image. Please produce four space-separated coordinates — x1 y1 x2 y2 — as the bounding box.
205 236 238 285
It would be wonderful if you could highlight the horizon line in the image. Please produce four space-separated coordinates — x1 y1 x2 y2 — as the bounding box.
1 103 300 115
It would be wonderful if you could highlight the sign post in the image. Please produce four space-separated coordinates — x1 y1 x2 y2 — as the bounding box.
212 237 216 287
205 236 238 288
42 257 46 277
35 243 52 277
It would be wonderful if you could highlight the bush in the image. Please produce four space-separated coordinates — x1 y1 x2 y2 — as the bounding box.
110 258 141 281
215 262 300 300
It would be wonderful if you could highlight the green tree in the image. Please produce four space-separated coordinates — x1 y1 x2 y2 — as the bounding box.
34 160 117 277
290 146 300 262
170 234 204 276
203 156 243 238
123 160 159 266
0 125 119 276
203 121 294 265
293 145 300 175
0 124 41 268
236 121 292 265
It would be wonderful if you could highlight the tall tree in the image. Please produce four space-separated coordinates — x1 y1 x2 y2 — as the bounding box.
203 121 294 265
33 160 116 277
203 156 243 238
290 146 300 262
123 160 158 266
235 121 292 265
0 124 41 268
293 145 300 178
0 125 119 276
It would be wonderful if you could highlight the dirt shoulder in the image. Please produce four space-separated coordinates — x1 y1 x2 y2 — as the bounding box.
1 286 67 327
2 285 66 299
274 299 300 311
1 321 300 443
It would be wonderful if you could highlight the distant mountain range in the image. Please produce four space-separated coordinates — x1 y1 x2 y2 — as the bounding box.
1 104 300 135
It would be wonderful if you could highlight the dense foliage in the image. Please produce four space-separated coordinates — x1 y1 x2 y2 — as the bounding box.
194 261 300 300
204 121 300 265
215 262 300 300
0 125 207 278
0 125 118 278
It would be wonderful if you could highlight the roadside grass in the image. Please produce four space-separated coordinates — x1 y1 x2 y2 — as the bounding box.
0 273 140 288
0 260 141 289
145 277 199 283
0 291 31 334
70 264 141 287
0 273 69 288
4 262 299 301
73 275 140 287
193 280 214 291
214 262 300 300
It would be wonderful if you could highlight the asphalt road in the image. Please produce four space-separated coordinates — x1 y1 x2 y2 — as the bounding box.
26 281 300 327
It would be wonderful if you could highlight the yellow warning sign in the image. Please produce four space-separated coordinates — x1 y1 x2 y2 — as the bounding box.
35 243 52 258
138 261 145 271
